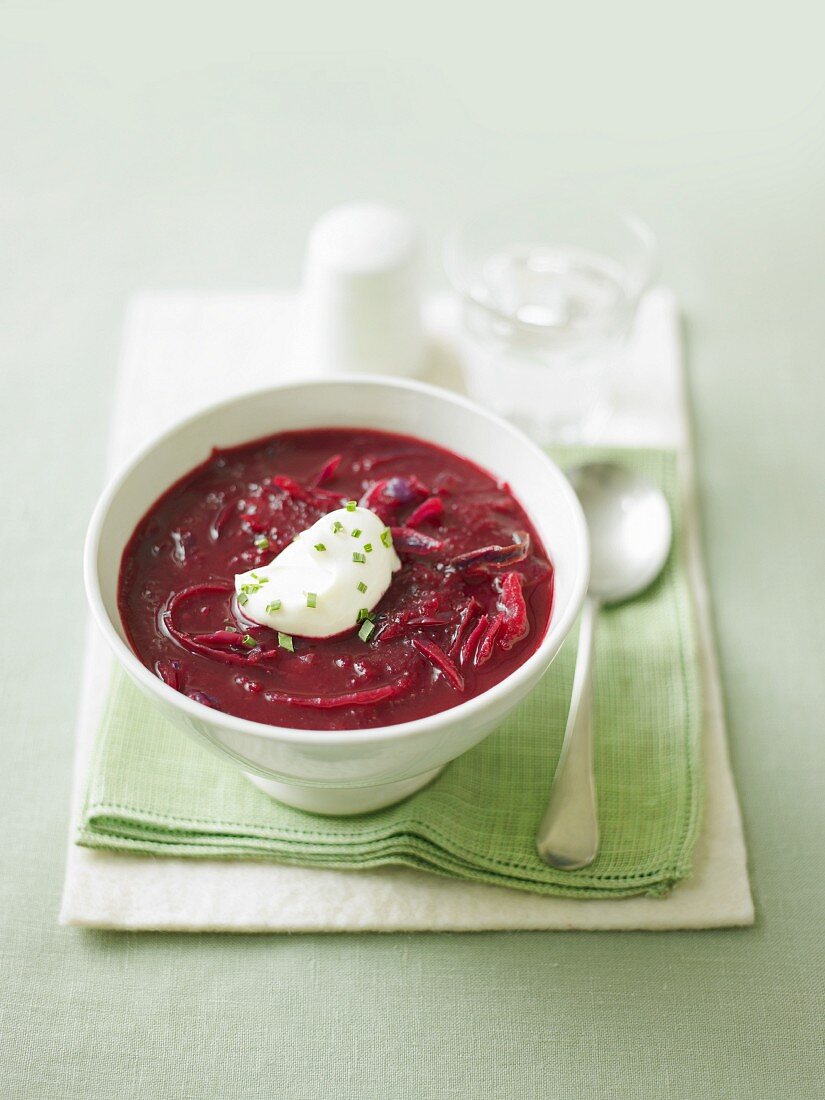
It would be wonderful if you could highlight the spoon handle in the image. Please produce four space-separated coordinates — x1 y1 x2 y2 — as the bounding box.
536 595 600 870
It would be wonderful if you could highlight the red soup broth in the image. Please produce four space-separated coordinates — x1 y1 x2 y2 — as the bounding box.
118 428 554 730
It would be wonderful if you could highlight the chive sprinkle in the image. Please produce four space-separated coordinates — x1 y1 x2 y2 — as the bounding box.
241 634 256 648
352 551 366 564
357 580 367 594
345 500 357 512
351 528 362 538
332 520 345 533
314 543 326 552
380 529 391 548
358 619 376 642
237 592 249 606
254 536 270 550
278 632 294 652
265 600 281 613
364 543 373 553
356 608 373 622
306 592 317 608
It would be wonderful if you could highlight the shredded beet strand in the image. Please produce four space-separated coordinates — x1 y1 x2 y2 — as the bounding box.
451 533 530 573
311 453 342 488
390 526 444 555
166 581 234 614
459 614 488 666
405 496 444 528
165 625 255 666
360 475 429 514
192 630 249 648
449 598 480 659
412 637 465 691
164 582 255 666
405 614 454 627
249 648 280 663
155 659 181 690
272 474 309 500
453 534 530 576
264 674 415 709
496 571 530 650
475 613 504 666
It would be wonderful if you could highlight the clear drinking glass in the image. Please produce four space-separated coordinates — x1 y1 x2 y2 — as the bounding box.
444 198 657 444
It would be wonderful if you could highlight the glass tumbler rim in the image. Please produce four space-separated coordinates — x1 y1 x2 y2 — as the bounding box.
443 198 658 332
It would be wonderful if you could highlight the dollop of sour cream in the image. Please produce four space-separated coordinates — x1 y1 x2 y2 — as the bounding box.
235 505 401 639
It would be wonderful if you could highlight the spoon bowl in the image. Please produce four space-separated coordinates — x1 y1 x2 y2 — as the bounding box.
568 462 672 604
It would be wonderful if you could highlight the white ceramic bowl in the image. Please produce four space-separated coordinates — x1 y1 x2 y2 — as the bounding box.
85 377 589 814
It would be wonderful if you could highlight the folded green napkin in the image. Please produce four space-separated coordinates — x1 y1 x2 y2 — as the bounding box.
78 447 702 898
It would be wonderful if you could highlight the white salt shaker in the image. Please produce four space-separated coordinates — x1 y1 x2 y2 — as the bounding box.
292 203 426 378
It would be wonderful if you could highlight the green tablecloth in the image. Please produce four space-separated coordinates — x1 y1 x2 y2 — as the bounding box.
2 7 823 1097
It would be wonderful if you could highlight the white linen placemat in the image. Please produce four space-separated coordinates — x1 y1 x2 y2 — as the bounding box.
60 288 753 931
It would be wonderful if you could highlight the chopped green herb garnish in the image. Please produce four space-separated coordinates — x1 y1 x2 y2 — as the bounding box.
357 580 368 594
278 632 294 652
356 608 374 623
351 528 362 538
314 543 326 553
240 583 260 595
345 500 357 512
364 543 373 553
380 529 391 548
237 592 249 606
254 536 270 550
358 619 376 642
265 600 281 613
332 520 345 534
241 634 256 648
352 552 366 564
306 592 317 608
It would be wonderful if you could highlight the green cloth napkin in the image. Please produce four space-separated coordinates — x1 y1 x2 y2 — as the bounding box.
77 447 703 898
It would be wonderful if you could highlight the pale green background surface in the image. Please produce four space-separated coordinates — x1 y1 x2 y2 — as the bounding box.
1 3 824 1097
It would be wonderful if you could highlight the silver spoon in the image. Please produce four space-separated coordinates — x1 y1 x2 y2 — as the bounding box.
536 462 673 870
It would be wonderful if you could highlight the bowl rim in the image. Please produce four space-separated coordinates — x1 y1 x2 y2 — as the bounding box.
84 374 590 746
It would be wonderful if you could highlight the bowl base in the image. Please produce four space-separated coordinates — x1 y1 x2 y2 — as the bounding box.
244 766 445 816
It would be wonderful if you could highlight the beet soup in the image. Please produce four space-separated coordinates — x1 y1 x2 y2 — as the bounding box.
118 428 554 730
